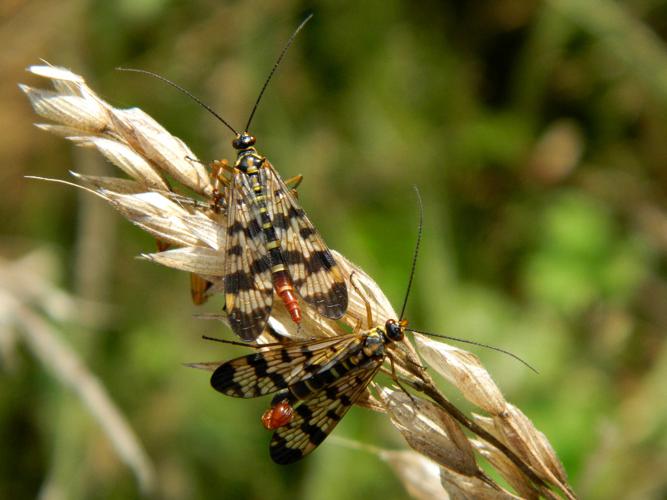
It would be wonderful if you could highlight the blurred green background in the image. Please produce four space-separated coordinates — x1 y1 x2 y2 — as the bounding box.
2 0 667 498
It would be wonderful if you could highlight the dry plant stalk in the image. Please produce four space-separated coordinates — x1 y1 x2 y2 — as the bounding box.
21 64 576 499
0 250 155 494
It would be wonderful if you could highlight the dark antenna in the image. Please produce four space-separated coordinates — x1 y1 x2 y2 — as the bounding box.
398 187 537 373
244 13 313 132
406 328 538 373
116 67 239 136
399 185 423 321
201 335 286 349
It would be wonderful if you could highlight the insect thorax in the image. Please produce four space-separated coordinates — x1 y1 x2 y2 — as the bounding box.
362 329 387 358
235 149 264 173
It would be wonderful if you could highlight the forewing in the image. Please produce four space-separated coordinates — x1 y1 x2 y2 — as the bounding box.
269 360 382 464
210 335 361 398
268 165 348 319
224 176 273 340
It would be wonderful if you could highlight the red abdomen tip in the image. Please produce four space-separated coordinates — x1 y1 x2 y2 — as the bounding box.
261 400 294 430
274 273 302 323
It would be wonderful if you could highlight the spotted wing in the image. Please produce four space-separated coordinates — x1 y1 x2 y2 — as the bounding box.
267 164 348 319
269 360 382 464
223 175 273 341
211 334 361 398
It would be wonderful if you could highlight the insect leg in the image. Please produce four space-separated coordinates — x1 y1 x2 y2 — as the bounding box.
388 353 416 404
283 174 303 190
190 273 213 305
349 271 374 329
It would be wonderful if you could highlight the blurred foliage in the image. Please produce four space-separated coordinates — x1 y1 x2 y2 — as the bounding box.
2 0 667 498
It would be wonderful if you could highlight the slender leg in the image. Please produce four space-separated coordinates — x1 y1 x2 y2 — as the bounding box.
214 158 235 175
388 354 416 404
284 174 303 199
209 159 232 211
352 316 363 335
349 272 374 329
190 273 212 305
403 355 428 372
284 174 303 190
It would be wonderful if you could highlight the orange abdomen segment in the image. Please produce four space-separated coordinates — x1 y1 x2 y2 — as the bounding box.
190 273 213 305
261 400 294 430
274 271 302 323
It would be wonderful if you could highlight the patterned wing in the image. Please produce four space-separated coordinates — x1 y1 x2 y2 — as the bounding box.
269 360 382 464
267 164 348 319
210 335 362 398
223 176 273 341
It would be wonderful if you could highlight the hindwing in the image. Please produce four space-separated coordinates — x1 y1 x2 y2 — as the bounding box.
269 360 382 464
268 163 348 319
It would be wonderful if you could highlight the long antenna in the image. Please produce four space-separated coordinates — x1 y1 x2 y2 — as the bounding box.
201 335 287 349
244 13 313 132
116 67 239 136
407 328 538 373
399 185 423 321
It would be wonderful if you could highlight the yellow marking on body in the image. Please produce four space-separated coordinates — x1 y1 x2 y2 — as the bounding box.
271 264 286 273
259 206 268 213
262 222 273 229
266 240 281 250
247 166 259 174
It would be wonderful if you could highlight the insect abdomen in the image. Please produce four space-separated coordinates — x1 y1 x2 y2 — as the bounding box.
287 349 368 401
247 167 302 323
261 399 294 430
273 269 302 323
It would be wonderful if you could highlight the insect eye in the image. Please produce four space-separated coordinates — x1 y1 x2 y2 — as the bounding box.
232 133 256 150
385 320 403 341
